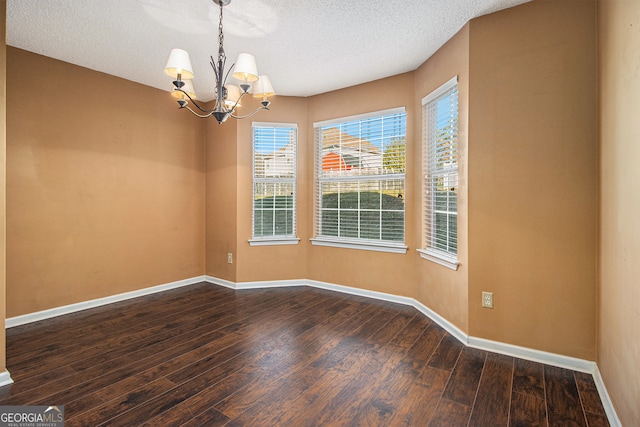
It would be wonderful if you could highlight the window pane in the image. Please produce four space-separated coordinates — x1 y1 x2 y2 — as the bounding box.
339 211 359 238
423 81 458 257
253 182 295 237
321 209 339 236
316 110 406 244
252 124 297 239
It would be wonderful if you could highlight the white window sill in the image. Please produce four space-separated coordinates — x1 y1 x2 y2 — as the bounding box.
311 237 408 254
249 237 300 247
417 248 460 271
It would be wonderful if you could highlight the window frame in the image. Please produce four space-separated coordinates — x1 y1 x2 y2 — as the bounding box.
249 122 300 246
418 77 461 270
311 107 408 254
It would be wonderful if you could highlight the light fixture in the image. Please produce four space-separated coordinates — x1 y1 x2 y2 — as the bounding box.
164 0 275 124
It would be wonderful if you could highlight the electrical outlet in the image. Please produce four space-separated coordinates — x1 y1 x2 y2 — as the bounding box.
482 291 494 309
227 253 233 264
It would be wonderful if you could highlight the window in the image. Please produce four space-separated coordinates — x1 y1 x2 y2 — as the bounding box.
311 108 407 253
250 123 299 246
419 77 460 270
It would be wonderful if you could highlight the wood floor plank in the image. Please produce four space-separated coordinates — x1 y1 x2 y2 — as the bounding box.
545 365 588 427
65 377 177 426
388 313 432 348
428 397 472 427
345 358 424 426
468 352 513 426
584 411 611 427
510 391 548 427
178 407 230 427
574 371 608 421
365 311 416 344
513 357 546 400
387 365 450 426
426 333 464 372
441 346 487 406
404 322 447 370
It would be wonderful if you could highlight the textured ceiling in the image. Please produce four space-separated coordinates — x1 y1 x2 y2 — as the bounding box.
7 0 530 101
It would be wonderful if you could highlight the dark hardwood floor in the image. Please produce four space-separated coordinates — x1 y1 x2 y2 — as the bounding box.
1 283 609 426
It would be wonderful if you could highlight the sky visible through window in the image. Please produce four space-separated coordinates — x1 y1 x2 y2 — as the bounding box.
254 127 296 154
319 113 406 152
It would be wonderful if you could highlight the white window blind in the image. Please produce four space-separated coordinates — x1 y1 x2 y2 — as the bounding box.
422 78 459 264
313 108 406 247
252 123 297 240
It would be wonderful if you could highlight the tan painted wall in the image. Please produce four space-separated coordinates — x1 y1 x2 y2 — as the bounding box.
467 1 597 359
414 25 470 333
6 48 206 317
598 0 640 424
1 0 7 373
306 73 417 299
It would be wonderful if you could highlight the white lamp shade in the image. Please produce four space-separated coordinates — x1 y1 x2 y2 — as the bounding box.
253 75 275 98
224 85 242 108
165 48 194 80
232 53 259 83
171 79 196 100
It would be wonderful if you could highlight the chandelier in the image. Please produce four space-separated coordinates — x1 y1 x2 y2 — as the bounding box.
163 0 275 124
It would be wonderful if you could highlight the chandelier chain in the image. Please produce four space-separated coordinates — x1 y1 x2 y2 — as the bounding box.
218 1 225 59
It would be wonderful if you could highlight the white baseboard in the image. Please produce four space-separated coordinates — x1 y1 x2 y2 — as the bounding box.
204 275 237 290
5 276 208 328
467 336 596 374
0 370 13 387
592 365 622 427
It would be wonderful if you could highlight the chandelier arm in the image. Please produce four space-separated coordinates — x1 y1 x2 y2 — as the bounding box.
229 105 270 120
223 89 249 113
210 56 221 85
175 89 212 114
182 105 215 119
222 64 234 88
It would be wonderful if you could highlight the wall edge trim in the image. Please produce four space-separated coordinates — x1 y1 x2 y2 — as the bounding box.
0 371 13 387
303 278 469 344
591 364 623 427
467 336 595 373
5 276 208 328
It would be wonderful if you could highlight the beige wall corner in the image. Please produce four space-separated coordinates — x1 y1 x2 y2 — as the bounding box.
467 0 597 359
598 0 640 424
205 114 238 282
